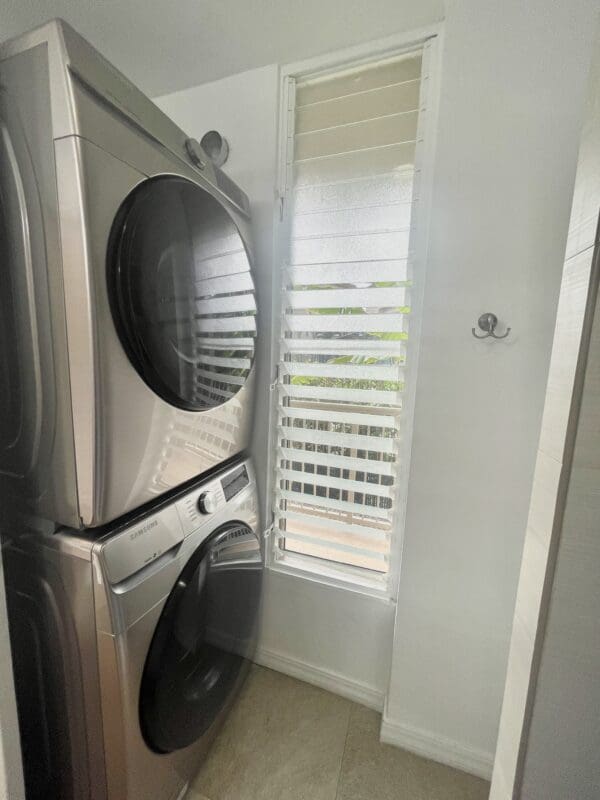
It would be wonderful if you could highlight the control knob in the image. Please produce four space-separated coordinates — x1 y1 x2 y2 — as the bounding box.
197 490 218 515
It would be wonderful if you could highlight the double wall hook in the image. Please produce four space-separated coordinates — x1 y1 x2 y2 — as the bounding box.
472 312 511 340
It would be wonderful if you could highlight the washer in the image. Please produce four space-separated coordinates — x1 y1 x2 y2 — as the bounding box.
4 457 262 800
0 19 257 529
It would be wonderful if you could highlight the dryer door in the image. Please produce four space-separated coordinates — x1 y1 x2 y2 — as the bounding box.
107 176 256 411
139 521 262 753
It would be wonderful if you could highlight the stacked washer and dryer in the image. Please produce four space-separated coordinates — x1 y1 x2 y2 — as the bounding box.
0 19 262 800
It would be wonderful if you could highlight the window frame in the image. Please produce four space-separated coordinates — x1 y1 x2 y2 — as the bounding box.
265 26 443 600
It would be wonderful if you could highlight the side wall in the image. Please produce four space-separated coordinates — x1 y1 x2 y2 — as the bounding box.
0 554 24 800
382 0 599 778
156 0 599 774
490 29 600 799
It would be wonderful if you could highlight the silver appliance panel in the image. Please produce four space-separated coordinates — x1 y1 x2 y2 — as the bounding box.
4 458 260 800
0 19 250 218
56 134 255 527
91 459 260 799
0 20 257 528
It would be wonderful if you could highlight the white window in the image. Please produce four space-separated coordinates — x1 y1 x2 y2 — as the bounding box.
269 37 437 593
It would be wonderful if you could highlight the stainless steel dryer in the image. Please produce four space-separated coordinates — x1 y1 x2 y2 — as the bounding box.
4 457 262 800
0 19 257 529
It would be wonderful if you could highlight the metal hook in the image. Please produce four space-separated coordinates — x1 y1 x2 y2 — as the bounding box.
472 313 511 340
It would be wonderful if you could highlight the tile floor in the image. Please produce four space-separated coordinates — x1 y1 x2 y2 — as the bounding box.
187 666 490 800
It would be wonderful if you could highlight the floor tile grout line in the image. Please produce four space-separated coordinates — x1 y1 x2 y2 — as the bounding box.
334 703 354 800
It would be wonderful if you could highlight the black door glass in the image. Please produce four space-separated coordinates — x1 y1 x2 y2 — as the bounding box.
139 522 262 753
107 176 256 411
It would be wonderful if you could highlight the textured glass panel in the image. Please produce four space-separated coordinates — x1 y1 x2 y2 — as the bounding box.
294 142 416 186
291 203 413 238
295 83 420 134
287 260 409 286
294 172 415 213
296 53 422 106
291 230 410 265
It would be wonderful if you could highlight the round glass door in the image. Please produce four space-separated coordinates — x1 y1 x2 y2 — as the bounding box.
107 176 256 411
139 522 262 753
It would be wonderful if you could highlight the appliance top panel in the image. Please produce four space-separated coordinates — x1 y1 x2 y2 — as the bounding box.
0 19 250 217
95 457 256 585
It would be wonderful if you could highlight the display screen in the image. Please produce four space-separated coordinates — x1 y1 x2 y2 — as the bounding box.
221 465 249 501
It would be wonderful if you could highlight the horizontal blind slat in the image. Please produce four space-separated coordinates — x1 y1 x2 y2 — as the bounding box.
197 316 257 333
275 528 388 561
281 361 404 381
280 383 403 405
285 286 408 310
197 250 251 280
278 489 392 520
276 510 390 540
279 425 397 452
294 110 419 161
296 54 422 106
284 313 408 333
293 172 415 213
195 370 247 386
200 354 252 369
279 405 398 428
278 468 394 498
192 383 236 400
294 142 417 186
188 293 255 315
291 204 413 238
278 446 396 476
191 271 254 295
195 336 255 350
295 83 420 134
281 336 407 359
286 260 408 286
291 229 411 265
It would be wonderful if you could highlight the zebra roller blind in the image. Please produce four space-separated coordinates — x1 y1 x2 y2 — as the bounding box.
273 47 428 587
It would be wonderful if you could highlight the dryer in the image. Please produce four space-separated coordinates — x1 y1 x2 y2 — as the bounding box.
0 19 257 529
4 457 262 800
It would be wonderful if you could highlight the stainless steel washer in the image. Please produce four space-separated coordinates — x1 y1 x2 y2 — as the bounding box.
3 457 262 800
0 19 257 529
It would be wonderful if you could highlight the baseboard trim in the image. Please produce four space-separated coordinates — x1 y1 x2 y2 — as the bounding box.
253 646 385 711
253 648 493 780
380 710 494 780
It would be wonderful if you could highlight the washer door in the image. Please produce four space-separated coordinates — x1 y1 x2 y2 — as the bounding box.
139 522 262 754
107 176 256 411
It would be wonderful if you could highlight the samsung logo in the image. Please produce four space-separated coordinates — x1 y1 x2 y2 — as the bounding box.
129 519 158 540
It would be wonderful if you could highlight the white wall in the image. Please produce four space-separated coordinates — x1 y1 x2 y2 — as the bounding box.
490 30 600 799
156 0 599 776
383 0 599 778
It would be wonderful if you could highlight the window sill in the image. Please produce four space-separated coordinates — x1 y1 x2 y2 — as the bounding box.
266 554 396 604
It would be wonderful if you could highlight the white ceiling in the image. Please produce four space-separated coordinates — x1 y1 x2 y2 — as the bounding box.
1 0 443 96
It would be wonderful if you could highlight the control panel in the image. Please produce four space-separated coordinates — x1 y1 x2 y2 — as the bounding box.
96 460 254 586
221 464 249 501
175 459 252 537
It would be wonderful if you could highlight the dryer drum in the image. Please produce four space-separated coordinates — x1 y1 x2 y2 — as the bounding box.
139 521 262 753
107 175 257 412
